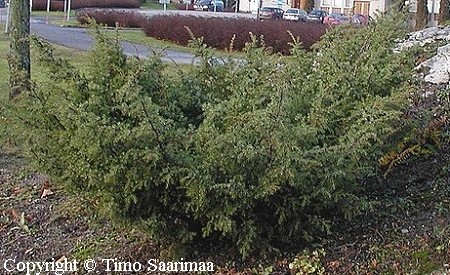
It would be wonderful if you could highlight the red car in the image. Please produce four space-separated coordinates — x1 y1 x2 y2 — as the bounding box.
323 13 351 25
352 14 371 25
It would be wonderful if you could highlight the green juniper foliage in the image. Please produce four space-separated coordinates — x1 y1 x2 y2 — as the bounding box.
9 12 416 258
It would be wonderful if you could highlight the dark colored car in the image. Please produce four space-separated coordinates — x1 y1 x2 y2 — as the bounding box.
306 10 329 23
0 0 6 8
259 7 284 20
193 0 224 11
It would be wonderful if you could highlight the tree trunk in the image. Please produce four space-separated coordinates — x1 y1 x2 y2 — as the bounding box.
415 0 429 29
438 0 450 24
8 0 31 99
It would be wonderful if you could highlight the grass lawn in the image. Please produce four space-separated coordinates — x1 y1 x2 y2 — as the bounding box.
140 1 179 10
103 28 196 53
103 28 245 60
0 27 9 103
31 10 80 26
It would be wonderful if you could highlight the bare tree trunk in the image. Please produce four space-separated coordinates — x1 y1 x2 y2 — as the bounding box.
439 0 450 24
8 0 31 99
415 0 429 29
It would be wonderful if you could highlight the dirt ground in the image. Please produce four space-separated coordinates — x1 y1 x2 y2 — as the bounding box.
1 139 450 275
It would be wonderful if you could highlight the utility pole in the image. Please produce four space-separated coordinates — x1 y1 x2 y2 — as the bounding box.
8 0 31 99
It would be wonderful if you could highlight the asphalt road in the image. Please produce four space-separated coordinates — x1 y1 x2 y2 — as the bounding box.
0 8 200 64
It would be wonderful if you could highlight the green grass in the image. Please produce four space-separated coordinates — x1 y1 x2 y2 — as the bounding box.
103 28 246 60
0 28 9 103
140 1 179 10
31 11 80 26
104 28 195 53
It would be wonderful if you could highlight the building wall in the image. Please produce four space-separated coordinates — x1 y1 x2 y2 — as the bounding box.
317 0 393 16
319 0 353 14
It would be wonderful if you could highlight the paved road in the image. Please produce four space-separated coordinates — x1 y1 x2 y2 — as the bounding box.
1 8 200 64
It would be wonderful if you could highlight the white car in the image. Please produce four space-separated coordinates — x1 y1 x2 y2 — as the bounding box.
283 8 308 22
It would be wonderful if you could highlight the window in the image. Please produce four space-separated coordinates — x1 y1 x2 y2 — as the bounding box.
322 0 331 6
344 0 352 7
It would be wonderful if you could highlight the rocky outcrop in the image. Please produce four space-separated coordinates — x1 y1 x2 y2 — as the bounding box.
396 26 450 85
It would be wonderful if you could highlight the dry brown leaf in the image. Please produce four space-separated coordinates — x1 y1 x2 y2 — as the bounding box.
41 188 54 198
10 209 20 220
56 256 67 263
328 260 341 270
40 180 54 198
11 187 22 196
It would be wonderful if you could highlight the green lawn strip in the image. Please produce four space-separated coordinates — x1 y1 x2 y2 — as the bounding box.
101 28 245 59
140 1 179 10
0 28 10 103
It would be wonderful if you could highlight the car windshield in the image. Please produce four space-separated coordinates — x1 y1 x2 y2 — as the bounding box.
260 7 275 11
310 10 321 15
286 9 299 14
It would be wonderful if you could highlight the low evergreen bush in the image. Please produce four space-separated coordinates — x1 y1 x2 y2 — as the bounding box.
10 11 417 258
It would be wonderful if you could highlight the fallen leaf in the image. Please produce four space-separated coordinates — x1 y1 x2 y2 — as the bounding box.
11 187 22 196
56 256 67 263
10 209 20 220
41 188 54 198
328 260 341 270
40 180 54 198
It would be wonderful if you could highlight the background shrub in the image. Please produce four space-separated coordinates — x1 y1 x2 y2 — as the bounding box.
77 9 147 28
142 15 327 52
11 11 416 259
76 11 327 53
174 3 194 10
32 0 141 11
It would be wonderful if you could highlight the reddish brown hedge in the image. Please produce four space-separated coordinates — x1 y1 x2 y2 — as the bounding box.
77 9 146 27
75 10 327 54
142 15 327 53
32 0 140 11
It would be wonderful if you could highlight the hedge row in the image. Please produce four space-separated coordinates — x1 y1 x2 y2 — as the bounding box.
76 10 327 53
77 9 146 28
32 0 140 11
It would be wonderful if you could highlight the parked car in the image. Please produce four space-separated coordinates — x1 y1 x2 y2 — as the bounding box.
351 14 370 25
283 8 307 22
323 13 351 25
306 10 328 23
193 0 224 11
0 0 6 8
259 7 284 20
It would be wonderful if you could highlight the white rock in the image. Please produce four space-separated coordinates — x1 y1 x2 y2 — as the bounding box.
395 26 450 51
417 44 450 84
